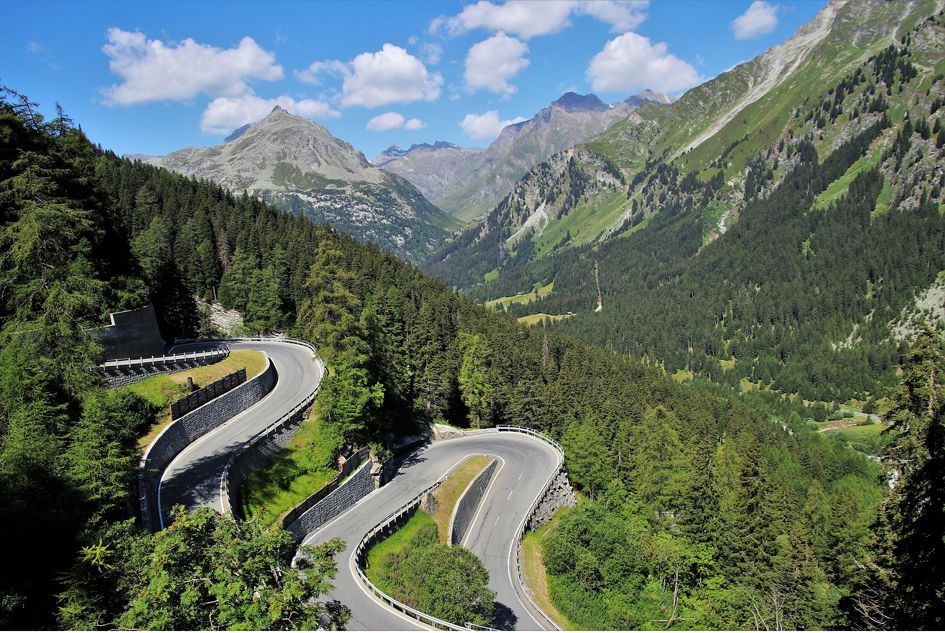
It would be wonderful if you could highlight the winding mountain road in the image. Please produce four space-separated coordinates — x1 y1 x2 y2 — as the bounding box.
154 339 559 630
157 339 322 527
301 433 560 631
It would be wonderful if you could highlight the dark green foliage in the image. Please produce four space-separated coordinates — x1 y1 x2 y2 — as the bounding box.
369 520 495 627
59 508 348 630
873 331 945 629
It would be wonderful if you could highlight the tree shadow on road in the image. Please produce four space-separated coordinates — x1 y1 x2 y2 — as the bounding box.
492 601 518 630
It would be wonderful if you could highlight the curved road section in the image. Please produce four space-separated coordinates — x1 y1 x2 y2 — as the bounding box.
158 340 322 527
302 433 560 631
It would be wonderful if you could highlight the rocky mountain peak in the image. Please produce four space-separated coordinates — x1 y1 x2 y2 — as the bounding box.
551 92 608 112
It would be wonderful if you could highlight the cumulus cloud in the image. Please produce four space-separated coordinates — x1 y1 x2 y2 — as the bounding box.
366 111 406 131
731 1 779 40
586 32 701 95
295 44 442 108
365 112 427 131
431 0 648 40
101 28 283 106
465 32 529 95
459 110 526 140
201 93 338 135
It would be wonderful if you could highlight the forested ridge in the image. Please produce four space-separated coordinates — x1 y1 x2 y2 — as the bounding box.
427 12 945 405
0 86 941 631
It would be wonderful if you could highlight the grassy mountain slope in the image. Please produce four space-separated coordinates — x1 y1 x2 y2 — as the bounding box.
424 0 945 403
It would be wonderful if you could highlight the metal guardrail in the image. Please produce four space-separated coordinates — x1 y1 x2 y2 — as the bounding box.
495 425 565 632
353 482 469 631
99 347 228 371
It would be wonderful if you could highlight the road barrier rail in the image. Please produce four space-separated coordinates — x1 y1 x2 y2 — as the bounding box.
495 425 565 631
353 481 469 631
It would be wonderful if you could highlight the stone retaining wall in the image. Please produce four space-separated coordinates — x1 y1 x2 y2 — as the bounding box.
449 458 498 545
138 356 277 532
283 459 374 543
526 469 576 530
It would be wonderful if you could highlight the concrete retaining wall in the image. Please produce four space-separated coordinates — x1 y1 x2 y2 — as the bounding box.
138 356 277 532
88 304 165 359
284 459 374 543
449 458 498 545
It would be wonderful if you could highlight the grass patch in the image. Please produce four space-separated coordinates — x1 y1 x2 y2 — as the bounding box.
533 191 628 259
483 268 500 283
365 508 437 593
672 368 694 383
518 313 572 327
485 281 554 311
431 455 493 543
813 143 883 210
131 350 267 451
240 407 342 526
522 510 576 630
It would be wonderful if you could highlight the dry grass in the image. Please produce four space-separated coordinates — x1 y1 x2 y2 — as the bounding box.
521 510 576 630
431 455 493 543
132 350 267 451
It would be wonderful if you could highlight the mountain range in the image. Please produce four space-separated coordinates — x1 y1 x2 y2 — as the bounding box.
374 91 672 222
422 0 945 403
143 107 459 264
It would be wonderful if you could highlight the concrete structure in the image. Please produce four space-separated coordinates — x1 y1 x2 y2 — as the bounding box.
155 339 322 528
284 459 375 543
88 304 165 359
138 353 277 532
449 458 498 545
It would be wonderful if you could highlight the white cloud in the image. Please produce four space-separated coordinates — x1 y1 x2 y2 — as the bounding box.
459 110 527 140
431 1 648 40
465 32 529 95
366 111 406 131
296 44 442 108
26 41 45 54
420 42 443 65
364 112 427 131
201 93 338 135
731 1 779 40
101 28 283 106
586 32 701 95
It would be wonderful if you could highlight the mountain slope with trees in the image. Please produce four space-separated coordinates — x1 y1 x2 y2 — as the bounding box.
425 1 945 404
0 83 941 631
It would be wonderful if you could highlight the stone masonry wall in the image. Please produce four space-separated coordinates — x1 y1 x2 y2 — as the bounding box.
449 458 498 545
138 357 277 532
284 460 374 543
527 470 577 530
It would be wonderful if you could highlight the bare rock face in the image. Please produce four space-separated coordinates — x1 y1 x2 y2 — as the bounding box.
376 91 669 222
146 107 456 263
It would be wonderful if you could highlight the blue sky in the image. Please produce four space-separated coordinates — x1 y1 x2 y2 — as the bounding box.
1 1 825 159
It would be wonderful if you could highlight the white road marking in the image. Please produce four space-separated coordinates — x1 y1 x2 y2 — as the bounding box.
460 455 505 549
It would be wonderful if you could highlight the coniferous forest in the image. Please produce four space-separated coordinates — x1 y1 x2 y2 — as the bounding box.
1 83 944 631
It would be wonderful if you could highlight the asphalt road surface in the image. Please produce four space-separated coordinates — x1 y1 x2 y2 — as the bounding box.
301 432 560 631
157 339 322 527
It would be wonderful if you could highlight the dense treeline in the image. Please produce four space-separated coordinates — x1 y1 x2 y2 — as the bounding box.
1 88 939 630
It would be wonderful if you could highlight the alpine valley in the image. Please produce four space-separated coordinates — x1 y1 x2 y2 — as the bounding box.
423 0 945 404
4 0 945 631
